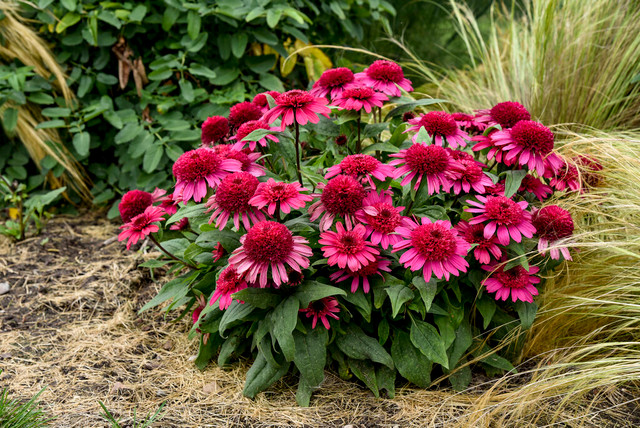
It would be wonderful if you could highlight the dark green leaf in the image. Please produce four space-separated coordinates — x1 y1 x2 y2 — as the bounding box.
391 330 432 388
503 169 527 198
271 297 300 361
2 108 18 132
293 328 328 406
114 123 142 144
139 272 195 312
376 365 395 398
412 277 438 311
243 352 290 398
231 33 249 58
189 63 217 80
293 281 347 308
258 73 284 92
476 292 497 329
41 107 71 117
232 288 280 309
385 99 448 120
167 204 206 224
385 283 414 318
35 120 66 129
410 319 449 369
219 301 255 337
449 364 471 391
72 132 90 157
187 10 201 40
515 301 538 329
336 325 394 369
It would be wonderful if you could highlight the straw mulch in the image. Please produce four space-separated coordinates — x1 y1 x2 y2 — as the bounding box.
0 213 636 427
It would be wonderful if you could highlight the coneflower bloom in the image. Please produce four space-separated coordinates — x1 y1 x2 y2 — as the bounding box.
389 143 456 193
308 175 366 231
447 157 493 194
393 217 470 282
172 148 241 203
482 262 540 303
159 192 180 216
201 116 229 146
263 90 331 130
211 144 265 177
475 101 531 129
310 67 356 99
465 195 536 245
228 101 263 129
355 190 407 249
331 86 388 113
169 217 189 231
118 206 165 250
471 132 512 166
325 154 395 187
452 112 487 134
490 120 563 176
230 119 279 151
575 155 604 188
228 221 312 287
205 172 265 230
519 175 552 201
546 159 581 192
329 256 391 293
212 242 225 262
119 190 155 223
402 111 416 122
319 222 380 272
354 60 413 97
252 91 280 113
299 297 340 329
484 180 506 196
405 111 470 148
456 220 502 264
249 179 313 215
209 265 248 310
532 205 574 260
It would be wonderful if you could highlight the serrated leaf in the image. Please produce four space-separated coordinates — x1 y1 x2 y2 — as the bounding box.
410 319 449 369
336 325 394 369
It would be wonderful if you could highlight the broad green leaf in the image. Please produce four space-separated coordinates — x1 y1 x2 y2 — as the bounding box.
189 63 217 80
77 75 93 98
143 144 163 173
350 359 379 397
139 272 195 312
271 297 300 362
410 319 449 369
376 365 395 398
476 292 497 329
167 204 206 225
448 318 473 369
293 281 347 308
243 352 290 398
341 288 372 322
219 301 256 337
293 328 328 406
258 73 284 92
385 98 448 120
503 169 527 198
27 93 55 104
114 123 142 144
179 79 195 102
363 142 399 153
35 120 66 129
210 67 240 86
266 9 282 28
449 364 472 391
2 108 18 132
217 331 243 367
129 5 147 22
231 33 249 58
42 107 71 117
60 0 76 11
391 330 432 388
56 12 81 33
195 334 219 370
412 277 438 311
187 10 201 40
148 68 173 81
72 132 90 157
336 325 394 369
385 283 414 318
474 346 515 373
232 288 280 309
516 301 538 329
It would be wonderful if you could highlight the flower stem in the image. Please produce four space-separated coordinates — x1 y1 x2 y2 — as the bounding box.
356 113 362 153
293 111 303 186
149 234 198 270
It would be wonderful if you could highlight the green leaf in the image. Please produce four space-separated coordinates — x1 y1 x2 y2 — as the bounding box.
219 301 255 337
72 132 90 157
258 73 284 92
503 169 527 198
410 319 449 369
232 288 280 309
243 352 290 398
476 292 497 329
474 346 515 372
376 365 396 398
189 63 217 80
271 297 300 362
412 277 438 312
139 272 194 312
179 79 195 102
362 142 399 153
35 119 66 129
129 5 147 22
245 55 276 74
515 301 538 329
162 6 180 31
449 364 471 391
2 108 18 132
96 73 118 85
363 123 387 138
77 75 93 98
114 123 142 144
391 330 432 388
266 9 282 28
293 281 347 308
385 99 448 120
336 325 394 369
210 67 240 86
217 331 242 367
41 107 71 117
349 359 379 397
195 334 218 370
196 229 241 252
385 283 414 318
167 204 206 225
56 13 81 33
293 328 327 406
341 288 372 322
448 318 473 369
60 0 76 11
27 92 55 104
231 33 249 58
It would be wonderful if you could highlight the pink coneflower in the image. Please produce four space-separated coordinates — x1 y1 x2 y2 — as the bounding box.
169 217 189 231
355 190 407 249
335 134 347 146
228 101 263 129
119 190 154 223
575 155 604 188
192 294 206 328
205 172 265 230
519 175 552 201
484 180 506 196
230 119 279 151
319 222 380 272
452 112 487 134
471 132 513 167
331 86 388 113
402 111 416 122
490 121 563 176
475 101 531 129
308 175 366 231
310 67 356 99
211 144 265 177
482 262 540 303
456 220 502 264
249 178 313 216
118 205 165 250
201 116 229 146
158 192 180 216
389 143 456 193
329 256 391 293
405 111 470 148
546 159 580 192
354 60 413 97
465 195 536 245
252 91 281 113
448 157 493 194
532 205 574 260
299 297 340 329
393 217 470 282
325 154 395 187
172 148 242 203
228 221 312 287
212 242 225 262
209 265 248 310
263 90 331 130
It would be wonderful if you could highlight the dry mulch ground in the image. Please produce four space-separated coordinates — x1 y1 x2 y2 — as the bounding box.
1 213 638 427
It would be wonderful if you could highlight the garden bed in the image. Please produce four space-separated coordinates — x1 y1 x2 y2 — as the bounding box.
1 213 637 427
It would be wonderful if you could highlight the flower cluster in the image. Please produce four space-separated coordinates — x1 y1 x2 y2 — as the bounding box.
117 62 598 405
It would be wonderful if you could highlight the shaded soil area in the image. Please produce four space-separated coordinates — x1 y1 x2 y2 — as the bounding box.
0 214 638 427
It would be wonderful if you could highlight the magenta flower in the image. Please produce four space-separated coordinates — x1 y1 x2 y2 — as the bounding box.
299 297 340 329
118 190 155 223
482 262 540 303
325 154 395 187
319 222 380 272
212 242 225 262
389 143 457 193
201 116 229 146
447 157 493 194
229 221 312 288
355 190 407 249
519 174 552 201
228 101 263 129
475 101 531 129
331 86 388 113
354 60 413 97
211 145 265 177
532 205 574 260
310 67 356 99
252 91 281 113
329 256 391 293
308 175 366 231
158 192 180 216
456 220 502 264
249 179 313 216
209 265 248 310
545 159 581 192
230 119 279 151
172 148 241 203
393 217 470 282
452 112 487 134
169 217 190 231
118 206 165 250
471 132 513 167
465 195 536 245
263 90 331 130
205 172 265 230
405 111 470 148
